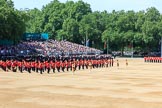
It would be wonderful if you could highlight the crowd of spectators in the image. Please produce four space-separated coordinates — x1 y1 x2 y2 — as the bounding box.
0 40 103 57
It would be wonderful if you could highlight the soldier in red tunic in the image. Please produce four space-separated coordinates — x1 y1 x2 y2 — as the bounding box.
31 61 35 72
126 59 128 66
72 61 75 75
6 60 11 71
46 61 51 74
105 59 108 68
51 61 56 73
84 59 88 69
89 60 93 71
2 61 7 72
35 61 39 73
61 61 65 72
81 59 84 70
78 59 82 70
68 60 72 71
12 60 17 72
18 61 23 73
64 60 68 72
117 60 119 67
39 62 43 74
56 60 60 72
27 62 31 73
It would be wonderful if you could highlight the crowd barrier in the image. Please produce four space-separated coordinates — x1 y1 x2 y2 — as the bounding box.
144 57 162 63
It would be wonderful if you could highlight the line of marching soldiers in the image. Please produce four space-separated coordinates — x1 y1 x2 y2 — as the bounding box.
144 57 162 63
0 56 114 74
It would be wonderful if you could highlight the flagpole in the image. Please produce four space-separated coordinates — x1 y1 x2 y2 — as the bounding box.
86 32 88 54
132 40 134 58
85 31 87 46
132 38 134 58
107 38 108 54
161 37 162 57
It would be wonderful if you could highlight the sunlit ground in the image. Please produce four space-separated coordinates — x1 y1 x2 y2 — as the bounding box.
0 58 162 108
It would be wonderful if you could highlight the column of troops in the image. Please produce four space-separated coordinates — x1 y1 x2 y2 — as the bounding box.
144 57 162 63
0 55 114 74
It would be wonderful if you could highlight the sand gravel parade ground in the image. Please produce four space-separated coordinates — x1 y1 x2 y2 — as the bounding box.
0 58 162 108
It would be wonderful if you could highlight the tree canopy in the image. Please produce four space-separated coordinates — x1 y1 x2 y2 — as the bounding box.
0 0 27 43
1 0 162 53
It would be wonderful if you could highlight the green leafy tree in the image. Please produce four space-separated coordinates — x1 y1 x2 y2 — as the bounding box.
0 0 27 43
23 0 162 53
25 8 42 33
62 18 79 43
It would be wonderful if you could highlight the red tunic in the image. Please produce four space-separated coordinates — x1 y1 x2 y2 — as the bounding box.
61 62 65 68
56 61 60 68
46 62 50 68
2 62 7 68
51 62 55 68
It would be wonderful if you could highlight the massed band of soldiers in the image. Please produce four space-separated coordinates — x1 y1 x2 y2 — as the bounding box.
0 55 114 74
